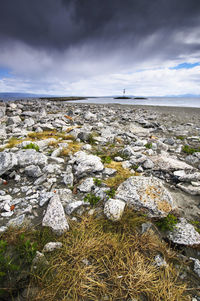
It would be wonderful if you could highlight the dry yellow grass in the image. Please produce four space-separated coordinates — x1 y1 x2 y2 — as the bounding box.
32 210 190 301
104 161 133 188
28 131 75 141
60 142 82 156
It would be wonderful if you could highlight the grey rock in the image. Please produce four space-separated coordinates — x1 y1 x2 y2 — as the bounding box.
77 178 94 192
42 195 69 235
154 254 167 267
164 138 175 145
122 146 135 157
7 116 21 125
63 165 74 186
143 159 154 169
7 214 25 227
70 151 104 177
104 198 125 221
39 191 54 206
178 172 200 182
65 200 89 215
185 155 199 165
151 153 194 171
190 258 200 278
167 218 200 245
25 165 42 178
0 151 18 176
43 242 63 253
116 176 175 217
17 149 47 167
103 168 117 176
176 183 200 195
32 251 48 268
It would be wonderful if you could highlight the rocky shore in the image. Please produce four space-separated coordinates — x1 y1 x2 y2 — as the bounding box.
0 99 200 300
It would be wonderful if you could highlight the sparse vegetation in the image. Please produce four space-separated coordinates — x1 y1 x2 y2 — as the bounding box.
93 178 102 187
84 193 101 206
155 214 178 232
105 187 116 198
182 144 200 155
145 142 153 149
23 142 40 152
176 135 185 141
104 161 133 188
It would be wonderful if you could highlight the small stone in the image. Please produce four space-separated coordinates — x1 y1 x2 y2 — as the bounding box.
154 254 167 267
168 218 200 246
43 242 63 253
77 178 94 193
104 199 126 221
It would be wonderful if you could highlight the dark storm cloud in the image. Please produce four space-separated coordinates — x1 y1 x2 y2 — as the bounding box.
1 0 200 51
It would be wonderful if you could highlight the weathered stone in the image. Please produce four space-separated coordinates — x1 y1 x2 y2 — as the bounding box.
143 159 154 169
0 151 18 176
77 178 94 192
116 176 175 217
42 195 69 235
70 151 104 177
176 183 200 195
43 242 63 253
190 258 200 278
151 153 194 171
65 200 89 215
63 165 74 186
167 218 200 245
25 165 42 178
17 149 47 167
104 199 126 221
154 254 167 267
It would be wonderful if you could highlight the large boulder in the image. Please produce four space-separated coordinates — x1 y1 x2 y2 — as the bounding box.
116 176 175 217
42 195 69 235
0 151 18 176
16 149 47 167
167 218 200 246
70 151 104 177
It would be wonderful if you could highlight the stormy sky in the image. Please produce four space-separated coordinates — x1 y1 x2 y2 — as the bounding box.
0 0 200 96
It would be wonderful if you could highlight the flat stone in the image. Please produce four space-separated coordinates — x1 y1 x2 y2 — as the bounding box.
104 198 126 221
116 176 175 217
176 183 200 195
151 153 194 171
167 218 200 246
42 195 69 235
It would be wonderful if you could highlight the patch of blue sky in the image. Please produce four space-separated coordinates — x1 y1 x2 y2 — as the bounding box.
0 67 12 78
170 62 200 70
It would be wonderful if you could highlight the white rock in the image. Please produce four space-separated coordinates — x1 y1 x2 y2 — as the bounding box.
43 242 63 253
116 176 175 217
42 195 69 235
167 218 200 245
104 199 125 221
70 151 104 177
77 178 94 192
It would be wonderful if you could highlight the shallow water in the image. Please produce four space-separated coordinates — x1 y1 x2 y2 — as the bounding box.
72 97 200 108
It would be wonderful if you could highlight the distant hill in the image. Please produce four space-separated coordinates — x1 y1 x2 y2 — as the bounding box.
0 92 51 99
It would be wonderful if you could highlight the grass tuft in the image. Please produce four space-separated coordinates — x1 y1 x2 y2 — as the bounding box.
32 211 190 301
104 161 133 189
